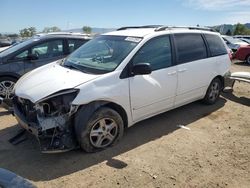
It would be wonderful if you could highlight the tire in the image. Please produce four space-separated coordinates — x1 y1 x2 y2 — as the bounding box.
0 77 17 107
246 55 250 65
203 78 222 105
75 107 124 152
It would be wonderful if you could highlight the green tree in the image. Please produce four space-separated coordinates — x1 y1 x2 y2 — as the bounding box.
19 27 37 37
82 26 92 34
234 23 250 35
42 26 61 33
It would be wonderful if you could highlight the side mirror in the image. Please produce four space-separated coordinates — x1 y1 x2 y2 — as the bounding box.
132 63 152 75
27 54 38 60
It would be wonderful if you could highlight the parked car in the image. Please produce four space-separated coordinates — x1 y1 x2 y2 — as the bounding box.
0 33 91 106
0 46 10 52
238 38 250 44
0 38 12 47
13 26 231 153
233 45 250 64
222 35 248 52
234 35 250 40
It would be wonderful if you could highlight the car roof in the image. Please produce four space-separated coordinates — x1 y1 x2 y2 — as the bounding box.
103 25 218 37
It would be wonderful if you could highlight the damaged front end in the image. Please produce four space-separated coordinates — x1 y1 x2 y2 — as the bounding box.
13 89 79 153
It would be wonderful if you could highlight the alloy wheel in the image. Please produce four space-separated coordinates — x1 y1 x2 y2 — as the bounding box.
208 82 220 102
89 118 118 148
0 80 15 99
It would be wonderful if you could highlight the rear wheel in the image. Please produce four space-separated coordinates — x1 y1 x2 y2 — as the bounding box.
203 78 222 105
246 55 250 65
76 107 124 152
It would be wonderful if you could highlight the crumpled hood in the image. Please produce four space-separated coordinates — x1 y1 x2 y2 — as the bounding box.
14 62 100 103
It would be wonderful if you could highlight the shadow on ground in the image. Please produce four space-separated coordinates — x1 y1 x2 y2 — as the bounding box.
0 110 12 117
233 61 249 67
222 90 250 107
0 98 226 181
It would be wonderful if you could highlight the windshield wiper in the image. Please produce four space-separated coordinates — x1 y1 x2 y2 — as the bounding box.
63 63 81 71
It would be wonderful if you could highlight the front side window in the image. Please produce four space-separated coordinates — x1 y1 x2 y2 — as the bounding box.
132 35 172 71
64 35 141 74
31 40 63 59
174 33 207 64
13 50 29 60
205 34 227 56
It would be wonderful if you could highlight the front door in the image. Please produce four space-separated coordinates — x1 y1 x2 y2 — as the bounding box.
129 35 177 122
24 39 65 73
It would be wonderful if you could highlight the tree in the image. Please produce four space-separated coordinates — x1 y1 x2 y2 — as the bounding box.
19 27 37 37
225 29 232 36
82 26 92 34
42 26 61 33
233 23 250 35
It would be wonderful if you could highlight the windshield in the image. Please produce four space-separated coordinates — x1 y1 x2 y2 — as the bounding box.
0 37 39 57
63 35 141 74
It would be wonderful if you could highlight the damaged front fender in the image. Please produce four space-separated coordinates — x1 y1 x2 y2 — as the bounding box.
13 89 80 153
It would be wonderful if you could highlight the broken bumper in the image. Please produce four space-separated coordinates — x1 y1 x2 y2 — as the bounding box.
13 97 77 153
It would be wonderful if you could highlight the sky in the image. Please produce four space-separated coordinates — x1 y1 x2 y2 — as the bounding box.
1 0 250 33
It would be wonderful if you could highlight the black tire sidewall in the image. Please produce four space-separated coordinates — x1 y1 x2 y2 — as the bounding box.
203 78 222 105
246 55 250 65
76 107 124 152
0 76 17 85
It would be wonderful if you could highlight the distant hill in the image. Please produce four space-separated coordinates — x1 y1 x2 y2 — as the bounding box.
65 24 250 35
212 23 250 34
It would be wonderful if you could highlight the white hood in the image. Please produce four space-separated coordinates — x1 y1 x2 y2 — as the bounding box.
14 62 100 103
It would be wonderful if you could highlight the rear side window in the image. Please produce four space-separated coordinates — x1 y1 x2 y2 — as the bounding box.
68 39 87 53
205 34 227 57
174 33 207 64
132 35 172 71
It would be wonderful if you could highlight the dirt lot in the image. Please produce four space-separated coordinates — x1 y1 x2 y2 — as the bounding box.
0 62 249 188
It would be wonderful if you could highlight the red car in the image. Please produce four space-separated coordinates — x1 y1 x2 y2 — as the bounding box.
233 45 250 64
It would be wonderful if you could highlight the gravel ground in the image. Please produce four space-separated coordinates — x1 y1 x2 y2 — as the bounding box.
0 62 249 188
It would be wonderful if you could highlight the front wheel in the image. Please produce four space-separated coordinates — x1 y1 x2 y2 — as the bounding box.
76 107 124 152
203 78 222 105
0 77 17 107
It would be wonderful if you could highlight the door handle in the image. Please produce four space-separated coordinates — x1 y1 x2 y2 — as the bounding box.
178 69 187 73
167 71 177 75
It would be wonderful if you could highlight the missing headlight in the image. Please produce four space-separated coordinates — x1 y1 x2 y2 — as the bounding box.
36 89 79 117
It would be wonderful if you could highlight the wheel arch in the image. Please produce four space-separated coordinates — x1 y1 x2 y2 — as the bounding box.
213 75 224 89
75 100 128 129
0 72 21 80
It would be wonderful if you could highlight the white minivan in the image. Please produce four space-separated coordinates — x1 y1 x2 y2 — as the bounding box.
13 26 231 153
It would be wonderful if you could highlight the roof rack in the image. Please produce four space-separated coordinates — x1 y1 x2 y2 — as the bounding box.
117 25 161 31
35 32 92 37
155 26 216 32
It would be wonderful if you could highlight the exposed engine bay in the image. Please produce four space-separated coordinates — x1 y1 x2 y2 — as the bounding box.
13 89 79 153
